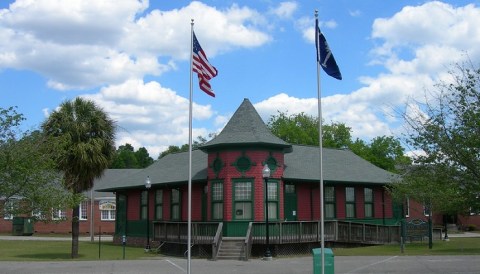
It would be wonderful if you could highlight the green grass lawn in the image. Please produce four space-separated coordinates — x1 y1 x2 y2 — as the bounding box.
333 238 480 256
0 237 479 261
0 240 158 261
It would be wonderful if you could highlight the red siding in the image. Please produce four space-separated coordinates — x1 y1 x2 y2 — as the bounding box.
356 186 365 219
312 187 320 220
296 184 312 220
336 186 346 219
207 149 285 222
127 190 141 220
191 184 203 221
373 188 384 219
384 191 393 218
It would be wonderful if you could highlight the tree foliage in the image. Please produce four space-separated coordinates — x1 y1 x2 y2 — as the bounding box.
158 135 208 159
110 143 154 168
42 97 116 258
391 63 480 215
0 107 75 219
267 111 409 172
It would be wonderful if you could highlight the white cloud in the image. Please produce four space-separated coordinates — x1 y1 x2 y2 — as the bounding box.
349 10 361 17
80 78 214 158
0 0 271 90
269 1 298 19
371 2 480 64
257 2 480 143
296 16 338 44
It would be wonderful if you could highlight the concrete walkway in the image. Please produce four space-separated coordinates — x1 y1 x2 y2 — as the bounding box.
446 231 480 238
0 235 113 241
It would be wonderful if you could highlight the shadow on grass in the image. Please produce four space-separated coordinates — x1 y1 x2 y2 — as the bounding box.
14 253 85 260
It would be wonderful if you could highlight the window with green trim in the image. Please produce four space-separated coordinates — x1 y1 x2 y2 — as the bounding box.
324 186 336 219
211 181 223 220
140 191 148 220
233 181 253 220
345 187 355 218
266 180 279 220
155 189 163 220
171 189 181 220
364 187 374 218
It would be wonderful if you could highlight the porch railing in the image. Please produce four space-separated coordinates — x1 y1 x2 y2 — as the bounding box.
211 222 223 260
244 222 253 261
153 220 399 246
251 220 399 245
153 221 221 244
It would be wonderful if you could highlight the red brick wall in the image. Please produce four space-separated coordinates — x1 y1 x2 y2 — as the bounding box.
458 215 480 229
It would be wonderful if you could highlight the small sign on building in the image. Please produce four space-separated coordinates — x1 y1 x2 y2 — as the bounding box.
99 200 116 211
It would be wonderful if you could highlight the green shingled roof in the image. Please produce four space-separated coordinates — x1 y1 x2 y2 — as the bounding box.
200 98 291 151
96 150 207 192
284 145 397 184
95 99 396 192
92 169 141 196
96 145 395 192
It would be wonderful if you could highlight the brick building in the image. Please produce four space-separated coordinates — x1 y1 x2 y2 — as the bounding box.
1 169 139 235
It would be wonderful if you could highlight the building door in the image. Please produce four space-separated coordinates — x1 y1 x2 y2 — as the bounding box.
284 183 297 221
116 194 127 236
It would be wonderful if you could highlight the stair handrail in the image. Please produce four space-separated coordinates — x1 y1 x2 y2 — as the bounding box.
244 222 253 261
211 222 223 260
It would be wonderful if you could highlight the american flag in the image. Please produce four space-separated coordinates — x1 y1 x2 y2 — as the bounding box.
192 32 218 97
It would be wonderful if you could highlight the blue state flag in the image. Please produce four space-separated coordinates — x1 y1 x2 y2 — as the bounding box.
315 19 342 80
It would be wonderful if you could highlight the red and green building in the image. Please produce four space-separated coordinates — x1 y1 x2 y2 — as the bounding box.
98 99 402 258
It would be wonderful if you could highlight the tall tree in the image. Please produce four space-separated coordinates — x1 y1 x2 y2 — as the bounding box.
267 112 319 145
158 136 208 159
392 62 480 216
350 136 411 172
0 107 74 219
42 98 116 258
135 147 154 167
267 111 409 172
110 143 154 168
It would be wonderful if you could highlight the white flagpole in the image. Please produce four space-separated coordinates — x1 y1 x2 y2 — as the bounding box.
188 19 194 274
315 10 325 274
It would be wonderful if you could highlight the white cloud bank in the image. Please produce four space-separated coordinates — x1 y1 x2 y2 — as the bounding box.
257 1 480 143
2 1 480 158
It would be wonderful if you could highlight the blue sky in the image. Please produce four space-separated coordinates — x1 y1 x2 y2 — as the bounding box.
1 0 479 158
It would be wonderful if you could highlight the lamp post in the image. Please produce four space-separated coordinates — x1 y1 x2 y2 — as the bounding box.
262 164 272 260
145 176 151 251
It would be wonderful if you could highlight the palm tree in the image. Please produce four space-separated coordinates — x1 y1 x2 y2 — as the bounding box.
42 97 116 258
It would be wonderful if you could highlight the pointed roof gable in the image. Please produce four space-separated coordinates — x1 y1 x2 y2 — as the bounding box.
200 98 292 151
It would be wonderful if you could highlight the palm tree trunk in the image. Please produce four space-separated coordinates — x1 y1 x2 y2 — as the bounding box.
71 205 80 258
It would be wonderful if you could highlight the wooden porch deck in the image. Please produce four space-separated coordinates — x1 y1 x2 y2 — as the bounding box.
153 220 400 245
